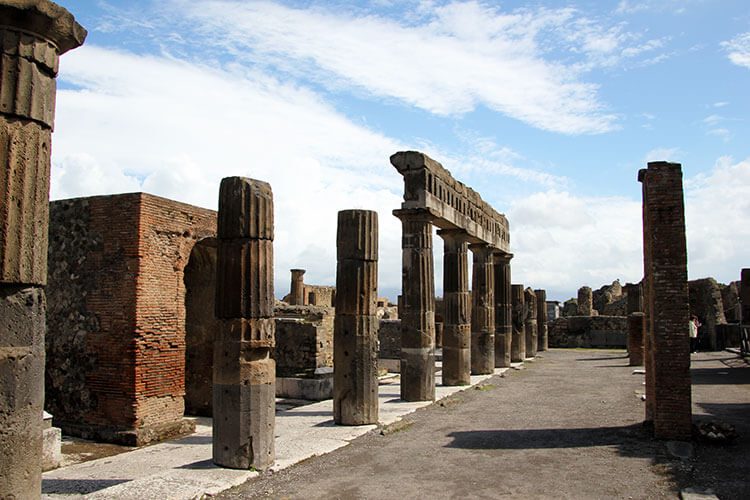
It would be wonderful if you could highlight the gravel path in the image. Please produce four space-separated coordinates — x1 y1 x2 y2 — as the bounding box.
216 349 749 500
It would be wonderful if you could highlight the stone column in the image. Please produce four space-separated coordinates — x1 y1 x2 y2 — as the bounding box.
639 161 691 440
438 230 471 385
333 210 379 425
625 282 643 314
577 286 593 316
289 268 305 305
0 3 85 498
511 284 526 362
213 177 275 469
628 312 645 366
534 289 548 351
494 253 513 367
524 288 538 357
394 210 435 401
470 244 495 374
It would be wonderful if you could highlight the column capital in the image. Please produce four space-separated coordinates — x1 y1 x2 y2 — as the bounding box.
392 208 436 223
436 228 468 241
0 0 87 55
493 251 513 263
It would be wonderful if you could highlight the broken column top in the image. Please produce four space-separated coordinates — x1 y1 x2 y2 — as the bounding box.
217 177 273 240
337 210 378 261
0 0 87 55
391 151 509 252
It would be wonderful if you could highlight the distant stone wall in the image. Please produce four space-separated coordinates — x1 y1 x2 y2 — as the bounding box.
272 305 334 377
378 319 401 359
306 285 336 307
548 316 628 348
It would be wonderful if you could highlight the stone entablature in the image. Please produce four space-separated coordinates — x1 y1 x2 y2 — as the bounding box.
391 151 510 251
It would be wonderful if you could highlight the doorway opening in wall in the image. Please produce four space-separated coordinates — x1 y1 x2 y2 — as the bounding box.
183 237 217 417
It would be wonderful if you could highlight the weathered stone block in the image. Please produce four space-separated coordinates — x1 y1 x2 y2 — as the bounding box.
216 239 274 319
333 314 379 425
335 260 377 316
511 284 525 362
215 317 275 348
217 177 273 240
336 210 378 261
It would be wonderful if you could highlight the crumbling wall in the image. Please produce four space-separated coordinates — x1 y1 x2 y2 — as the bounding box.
272 305 334 377
46 193 216 444
548 316 628 348
688 277 727 351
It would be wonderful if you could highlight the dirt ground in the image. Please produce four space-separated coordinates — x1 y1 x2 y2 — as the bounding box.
215 349 750 500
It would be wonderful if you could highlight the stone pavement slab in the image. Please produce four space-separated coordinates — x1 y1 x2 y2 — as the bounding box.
42 363 514 499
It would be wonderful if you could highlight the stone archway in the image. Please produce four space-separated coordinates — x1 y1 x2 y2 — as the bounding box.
184 237 218 416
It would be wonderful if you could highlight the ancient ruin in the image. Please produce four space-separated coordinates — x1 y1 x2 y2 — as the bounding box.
534 289 548 352
494 253 513 367
333 210 379 425
741 269 750 356
577 286 593 316
47 194 215 443
510 284 526 362
289 269 306 305
524 288 538 357
639 161 692 440
440 230 471 384
392 151 510 400
0 1 85 497
213 177 275 469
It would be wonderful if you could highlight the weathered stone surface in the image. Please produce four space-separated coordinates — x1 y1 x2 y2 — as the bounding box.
742 269 750 324
439 229 470 385
688 277 727 351
273 307 333 378
548 315 628 348
213 176 275 470
524 288 537 357
577 286 593 316
562 298 577 317
392 151 509 251
494 253 512 366
534 289 548 351
511 284 525 362
377 319 401 360
395 211 435 402
593 280 622 315
215 239 274 319
470 244 495 374
0 284 45 497
720 281 740 323
625 282 643 314
334 209 378 425
217 177 273 240
639 161 691 440
628 312 645 366
0 4 84 497
289 269 305 305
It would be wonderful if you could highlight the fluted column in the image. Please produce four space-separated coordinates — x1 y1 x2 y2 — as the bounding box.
577 286 593 316
494 253 512 367
213 177 275 470
534 289 548 351
394 209 435 401
511 284 526 362
470 244 495 374
524 288 538 357
289 268 305 305
334 210 379 425
0 2 85 498
438 229 470 385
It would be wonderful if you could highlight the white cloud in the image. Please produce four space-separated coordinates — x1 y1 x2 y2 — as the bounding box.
645 147 682 163
722 32 750 69
53 45 405 297
177 0 620 134
684 157 750 283
714 101 729 108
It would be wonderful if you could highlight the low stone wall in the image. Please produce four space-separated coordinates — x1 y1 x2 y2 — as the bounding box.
272 305 334 377
548 316 628 348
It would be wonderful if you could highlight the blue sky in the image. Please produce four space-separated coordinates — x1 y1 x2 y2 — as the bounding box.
51 1 750 302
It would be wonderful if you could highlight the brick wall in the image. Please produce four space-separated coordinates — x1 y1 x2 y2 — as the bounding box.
639 162 692 440
47 193 216 443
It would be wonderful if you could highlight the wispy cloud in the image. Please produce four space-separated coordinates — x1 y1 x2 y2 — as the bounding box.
722 32 750 69
174 0 626 134
645 147 682 163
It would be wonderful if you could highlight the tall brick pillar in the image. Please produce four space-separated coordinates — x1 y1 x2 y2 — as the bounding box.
289 268 305 305
394 210 435 401
577 286 593 316
333 210 379 425
0 2 85 498
625 282 643 314
524 288 538 357
494 253 513 367
470 244 495 374
534 289 548 351
639 161 691 440
213 177 275 469
439 229 471 385
511 284 526 362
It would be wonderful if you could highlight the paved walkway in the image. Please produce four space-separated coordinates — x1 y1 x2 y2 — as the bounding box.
42 350 750 499
42 361 516 499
